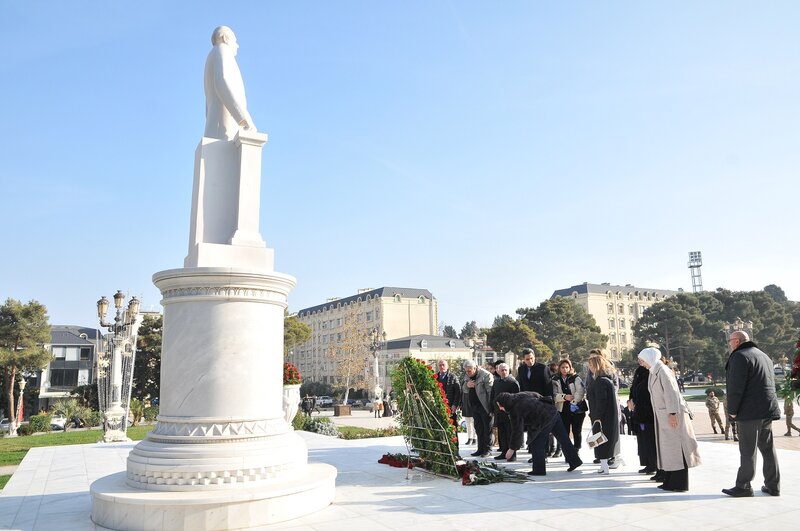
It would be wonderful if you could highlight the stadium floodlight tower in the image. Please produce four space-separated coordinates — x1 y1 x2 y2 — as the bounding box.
688 251 704 293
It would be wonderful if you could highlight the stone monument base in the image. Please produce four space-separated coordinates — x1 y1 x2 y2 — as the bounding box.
90 463 337 530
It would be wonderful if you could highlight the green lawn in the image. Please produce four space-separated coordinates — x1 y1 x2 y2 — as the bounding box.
0 425 154 467
0 475 11 490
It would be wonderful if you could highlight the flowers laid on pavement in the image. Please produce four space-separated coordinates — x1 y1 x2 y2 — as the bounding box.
457 460 529 486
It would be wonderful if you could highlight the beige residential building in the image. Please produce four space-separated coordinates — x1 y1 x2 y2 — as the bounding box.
550 282 681 360
292 287 438 385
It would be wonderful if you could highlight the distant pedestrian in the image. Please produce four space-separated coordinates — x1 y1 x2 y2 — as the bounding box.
705 391 725 434
722 331 781 498
785 397 800 436
723 395 738 441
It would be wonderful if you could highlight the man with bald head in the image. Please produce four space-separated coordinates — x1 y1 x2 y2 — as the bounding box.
204 26 256 140
722 330 782 498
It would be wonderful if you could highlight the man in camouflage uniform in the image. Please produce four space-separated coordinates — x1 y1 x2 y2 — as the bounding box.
723 395 738 441
705 390 725 434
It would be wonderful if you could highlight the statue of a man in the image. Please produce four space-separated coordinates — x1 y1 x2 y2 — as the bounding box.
204 26 256 140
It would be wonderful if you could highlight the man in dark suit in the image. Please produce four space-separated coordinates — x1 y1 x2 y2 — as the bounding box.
517 348 552 397
516 348 552 456
437 359 462 447
722 331 781 498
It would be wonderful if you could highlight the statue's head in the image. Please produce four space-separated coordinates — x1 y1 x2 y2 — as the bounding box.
211 26 238 54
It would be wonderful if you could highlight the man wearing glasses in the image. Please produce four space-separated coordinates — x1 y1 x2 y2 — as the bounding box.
722 331 781 498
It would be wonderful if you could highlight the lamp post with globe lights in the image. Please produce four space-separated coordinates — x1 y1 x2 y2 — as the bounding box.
96 290 140 443
369 327 386 399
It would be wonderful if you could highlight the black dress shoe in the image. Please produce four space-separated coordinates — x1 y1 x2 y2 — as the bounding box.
470 451 482 457
722 486 754 497
494 454 506 460
761 486 780 496
593 458 600 464
506 452 516 462
567 462 582 472
527 471 546 476
639 467 655 474
527 457 534 463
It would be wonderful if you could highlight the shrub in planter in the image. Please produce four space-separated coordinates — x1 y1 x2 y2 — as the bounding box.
85 410 104 427
19 414 52 435
144 406 159 422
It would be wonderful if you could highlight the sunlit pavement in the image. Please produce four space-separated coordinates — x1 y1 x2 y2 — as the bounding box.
1 411 798 530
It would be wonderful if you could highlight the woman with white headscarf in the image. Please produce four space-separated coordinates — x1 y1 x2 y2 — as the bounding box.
638 347 701 492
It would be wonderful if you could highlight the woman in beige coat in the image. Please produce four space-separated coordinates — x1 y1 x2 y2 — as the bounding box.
638 347 701 492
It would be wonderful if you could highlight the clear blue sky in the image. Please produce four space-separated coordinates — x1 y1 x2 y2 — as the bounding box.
2 2 798 331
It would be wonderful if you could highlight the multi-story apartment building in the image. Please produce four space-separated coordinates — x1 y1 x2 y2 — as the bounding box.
292 287 438 385
550 282 681 360
37 325 103 411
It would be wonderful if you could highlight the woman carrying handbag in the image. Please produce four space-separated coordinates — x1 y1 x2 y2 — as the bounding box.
587 356 621 474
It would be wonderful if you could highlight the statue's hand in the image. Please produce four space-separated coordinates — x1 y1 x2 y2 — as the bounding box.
239 117 256 132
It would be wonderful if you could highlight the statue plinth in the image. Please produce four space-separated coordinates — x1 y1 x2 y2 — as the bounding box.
91 129 336 530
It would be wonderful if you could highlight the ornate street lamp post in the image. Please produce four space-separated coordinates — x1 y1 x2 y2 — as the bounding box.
369 327 386 399
96 290 140 443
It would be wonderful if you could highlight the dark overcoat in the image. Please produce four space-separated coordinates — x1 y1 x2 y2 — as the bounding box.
726 341 781 421
587 375 620 459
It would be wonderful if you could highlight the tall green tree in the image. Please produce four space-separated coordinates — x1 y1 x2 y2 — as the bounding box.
459 321 480 340
284 311 311 356
442 325 458 339
132 314 162 401
517 298 607 364
0 299 51 436
485 319 552 361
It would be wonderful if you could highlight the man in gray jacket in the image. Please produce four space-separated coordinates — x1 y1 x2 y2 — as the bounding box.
722 331 781 497
463 360 494 457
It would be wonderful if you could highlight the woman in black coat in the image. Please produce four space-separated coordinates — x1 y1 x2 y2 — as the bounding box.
587 356 620 474
628 365 658 476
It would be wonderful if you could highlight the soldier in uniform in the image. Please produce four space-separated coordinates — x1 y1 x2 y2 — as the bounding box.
705 390 725 435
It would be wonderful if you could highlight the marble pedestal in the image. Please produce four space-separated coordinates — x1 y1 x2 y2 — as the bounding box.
91 268 336 529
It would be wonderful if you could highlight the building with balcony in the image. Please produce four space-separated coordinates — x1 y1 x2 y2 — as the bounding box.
291 287 438 385
37 325 103 411
550 282 681 360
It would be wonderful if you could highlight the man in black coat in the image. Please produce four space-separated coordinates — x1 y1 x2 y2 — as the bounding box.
491 362 520 461
437 359 462 447
497 391 582 476
517 348 552 396
517 348 552 454
722 331 782 497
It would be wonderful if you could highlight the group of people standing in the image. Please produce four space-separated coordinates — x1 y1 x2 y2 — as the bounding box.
437 340 780 496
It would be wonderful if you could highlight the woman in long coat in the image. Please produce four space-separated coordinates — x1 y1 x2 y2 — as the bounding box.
587 356 620 474
638 347 701 492
628 364 658 476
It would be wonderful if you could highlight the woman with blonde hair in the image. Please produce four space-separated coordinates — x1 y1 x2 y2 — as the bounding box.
587 355 621 474
638 347 701 492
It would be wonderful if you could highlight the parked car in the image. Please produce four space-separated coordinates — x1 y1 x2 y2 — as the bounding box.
51 414 67 429
0 418 10 432
317 396 334 407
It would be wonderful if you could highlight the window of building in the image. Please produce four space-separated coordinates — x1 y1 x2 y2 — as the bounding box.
65 347 80 361
418 296 426 304
608 318 615 328
394 294 401 302
607 303 613 314
53 347 66 359
420 340 428 348
619 319 625 329
366 311 373 321
629 304 634 315
80 347 91 361
606 291 612 299
612 348 618 358
618 304 624 314
78 369 90 386
610 333 617 343
620 332 627 344
50 368 78 388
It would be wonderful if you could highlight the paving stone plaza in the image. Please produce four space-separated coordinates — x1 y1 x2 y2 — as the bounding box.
1 400 797 530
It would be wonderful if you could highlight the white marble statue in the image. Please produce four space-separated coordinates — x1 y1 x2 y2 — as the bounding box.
204 26 256 140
